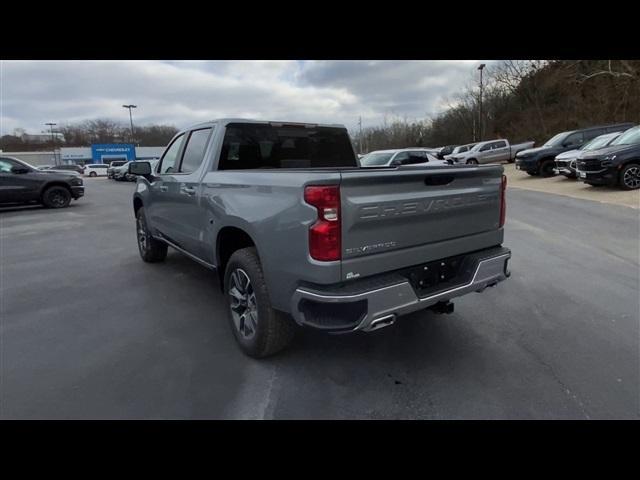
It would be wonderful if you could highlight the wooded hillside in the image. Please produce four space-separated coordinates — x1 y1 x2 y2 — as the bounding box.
353 60 640 152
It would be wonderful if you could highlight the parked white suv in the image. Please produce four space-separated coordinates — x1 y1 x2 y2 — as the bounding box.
359 148 449 167
84 164 109 177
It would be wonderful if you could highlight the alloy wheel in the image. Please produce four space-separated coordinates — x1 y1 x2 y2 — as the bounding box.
228 268 258 339
623 166 640 189
136 214 148 253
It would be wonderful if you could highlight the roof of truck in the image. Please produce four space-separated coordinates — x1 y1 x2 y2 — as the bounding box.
187 118 347 130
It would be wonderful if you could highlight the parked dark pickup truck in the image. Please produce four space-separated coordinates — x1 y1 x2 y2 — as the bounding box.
0 156 84 208
129 119 511 357
515 123 635 176
576 125 640 190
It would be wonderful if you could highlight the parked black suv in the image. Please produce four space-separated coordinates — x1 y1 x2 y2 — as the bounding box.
515 123 635 177
576 126 640 190
0 156 84 208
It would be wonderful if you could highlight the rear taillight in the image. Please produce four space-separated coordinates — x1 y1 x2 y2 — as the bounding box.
304 185 341 261
499 174 507 228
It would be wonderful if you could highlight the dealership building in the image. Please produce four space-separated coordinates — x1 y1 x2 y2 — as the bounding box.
1 144 165 167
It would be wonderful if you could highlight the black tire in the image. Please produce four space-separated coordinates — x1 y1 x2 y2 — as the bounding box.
89 171 97 177
466 159 478 165
42 186 71 208
539 159 556 177
224 247 295 358
619 163 640 190
136 207 167 263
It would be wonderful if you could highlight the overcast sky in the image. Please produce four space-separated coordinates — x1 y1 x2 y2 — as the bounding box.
0 60 491 136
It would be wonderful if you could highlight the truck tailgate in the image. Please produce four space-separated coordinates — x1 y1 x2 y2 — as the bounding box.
339 165 504 280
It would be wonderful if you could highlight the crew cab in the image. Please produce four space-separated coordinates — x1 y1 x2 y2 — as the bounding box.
0 156 84 208
576 125 640 190
449 139 535 165
515 123 634 177
129 119 511 358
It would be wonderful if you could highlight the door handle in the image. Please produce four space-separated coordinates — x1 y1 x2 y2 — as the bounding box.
159 185 168 192
181 186 196 195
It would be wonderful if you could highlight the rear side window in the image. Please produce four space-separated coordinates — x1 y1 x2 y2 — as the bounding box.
180 128 212 174
494 141 507 148
218 123 357 170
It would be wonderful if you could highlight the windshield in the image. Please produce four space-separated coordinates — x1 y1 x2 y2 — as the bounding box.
359 152 395 166
582 134 619 151
543 132 569 147
611 127 640 146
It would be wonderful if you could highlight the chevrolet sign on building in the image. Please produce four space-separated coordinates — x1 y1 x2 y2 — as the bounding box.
90 144 136 163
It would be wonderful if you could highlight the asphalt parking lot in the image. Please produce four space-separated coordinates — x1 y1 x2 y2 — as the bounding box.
1 177 638 419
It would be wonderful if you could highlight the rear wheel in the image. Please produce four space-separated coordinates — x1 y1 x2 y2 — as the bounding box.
42 186 71 208
620 163 640 190
136 207 167 262
224 247 294 358
539 159 556 177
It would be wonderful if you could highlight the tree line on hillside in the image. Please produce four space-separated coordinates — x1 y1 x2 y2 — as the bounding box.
0 120 179 152
351 60 640 153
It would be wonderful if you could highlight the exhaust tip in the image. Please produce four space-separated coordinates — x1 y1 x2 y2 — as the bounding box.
367 314 396 332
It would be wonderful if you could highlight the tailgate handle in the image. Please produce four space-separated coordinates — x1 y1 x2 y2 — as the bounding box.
424 175 454 186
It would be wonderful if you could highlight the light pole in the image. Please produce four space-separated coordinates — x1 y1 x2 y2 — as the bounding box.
477 63 486 141
45 122 57 165
122 104 137 144
358 116 363 154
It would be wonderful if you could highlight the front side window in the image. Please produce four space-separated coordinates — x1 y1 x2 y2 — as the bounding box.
0 158 20 173
564 132 584 147
494 141 507 149
584 129 604 141
158 134 185 174
392 152 410 164
180 128 212 174
479 143 492 152
611 126 640 146
544 132 569 147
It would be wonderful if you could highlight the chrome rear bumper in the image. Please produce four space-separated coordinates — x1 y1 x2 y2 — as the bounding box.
291 249 511 332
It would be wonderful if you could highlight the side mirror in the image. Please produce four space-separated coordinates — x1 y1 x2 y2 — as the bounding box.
11 166 30 174
129 161 152 176
390 159 402 166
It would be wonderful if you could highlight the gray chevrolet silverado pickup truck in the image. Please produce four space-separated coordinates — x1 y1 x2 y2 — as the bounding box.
129 119 511 357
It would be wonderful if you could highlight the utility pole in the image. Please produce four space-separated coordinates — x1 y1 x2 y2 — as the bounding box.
122 104 137 144
478 63 486 141
45 122 57 165
358 116 363 154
